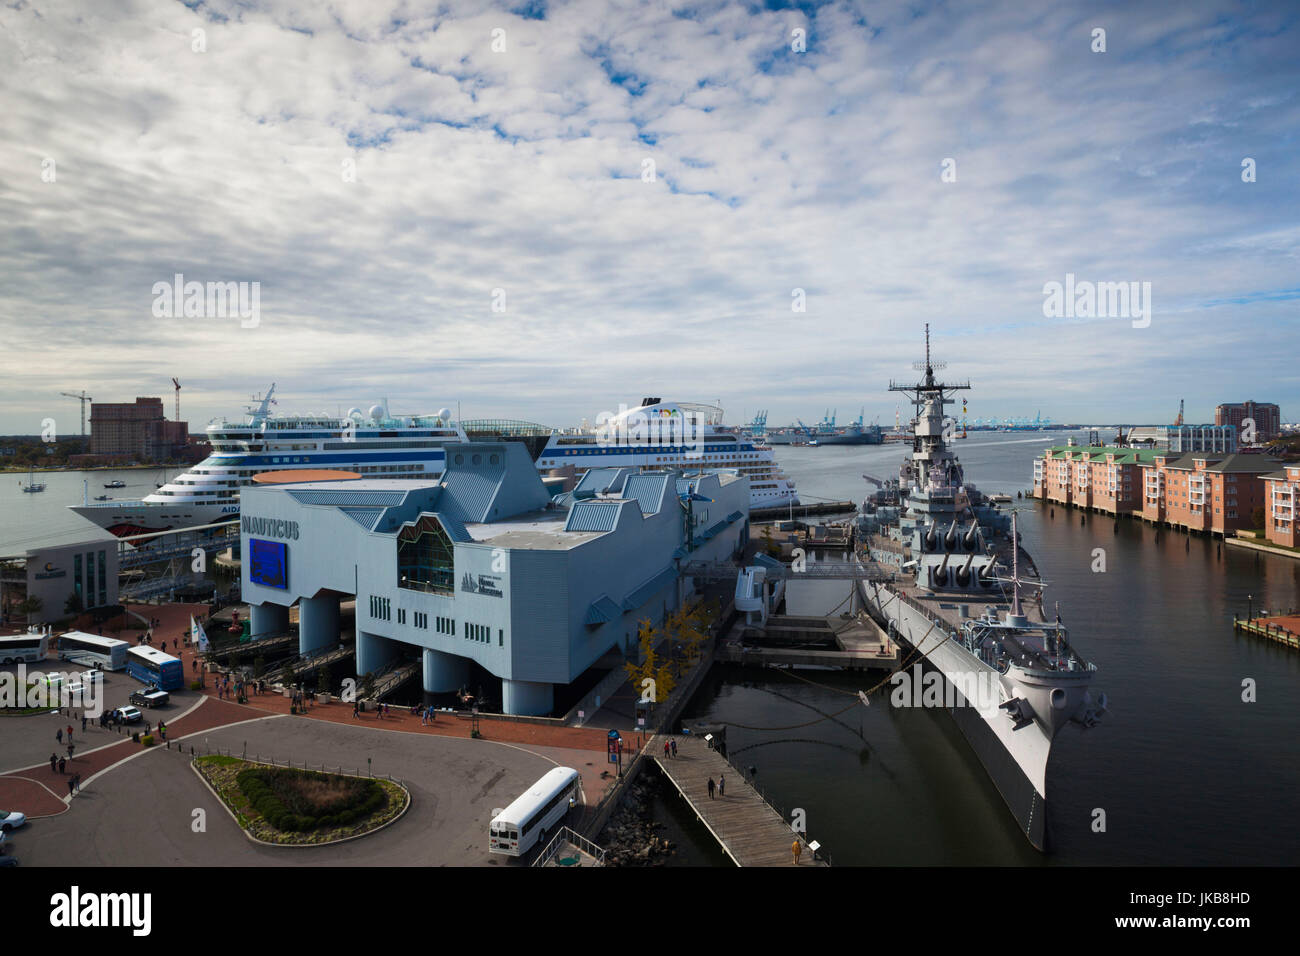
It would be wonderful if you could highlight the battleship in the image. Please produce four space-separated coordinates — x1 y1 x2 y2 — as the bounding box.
854 326 1106 849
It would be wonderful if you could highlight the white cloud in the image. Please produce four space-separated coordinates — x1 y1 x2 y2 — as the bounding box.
0 0 1297 437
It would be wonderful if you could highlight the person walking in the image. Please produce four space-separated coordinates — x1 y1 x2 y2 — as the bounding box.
67 743 74 760
49 753 57 772
73 774 81 794
719 773 725 797
670 738 677 757
707 777 716 799
353 701 360 719
67 724 74 742
58 756 67 774
81 714 87 733
67 777 75 797
663 739 671 758
56 728 63 745
791 839 802 865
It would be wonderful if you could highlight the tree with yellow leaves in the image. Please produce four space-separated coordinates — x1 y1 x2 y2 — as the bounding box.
623 617 677 707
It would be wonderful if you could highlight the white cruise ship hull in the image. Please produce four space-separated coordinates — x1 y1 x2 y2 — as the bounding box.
860 580 1051 849
69 501 239 537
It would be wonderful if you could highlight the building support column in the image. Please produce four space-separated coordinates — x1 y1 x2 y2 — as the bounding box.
250 602 289 640
502 678 554 717
422 648 470 695
299 594 340 656
356 630 400 680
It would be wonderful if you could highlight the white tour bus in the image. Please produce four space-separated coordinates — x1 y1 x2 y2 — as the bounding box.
58 631 129 672
489 767 580 857
0 628 50 665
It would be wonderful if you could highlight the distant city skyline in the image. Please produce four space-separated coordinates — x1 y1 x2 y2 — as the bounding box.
2 0 1297 434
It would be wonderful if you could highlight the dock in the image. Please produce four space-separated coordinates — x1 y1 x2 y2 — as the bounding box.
653 735 826 867
1233 614 1300 650
751 500 856 521
717 612 897 669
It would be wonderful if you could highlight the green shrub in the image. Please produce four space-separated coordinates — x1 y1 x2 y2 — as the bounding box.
191 681 203 691
234 767 383 832
141 735 155 747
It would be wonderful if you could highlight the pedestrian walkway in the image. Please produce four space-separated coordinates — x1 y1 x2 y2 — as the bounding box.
0 696 258 814
653 734 825 867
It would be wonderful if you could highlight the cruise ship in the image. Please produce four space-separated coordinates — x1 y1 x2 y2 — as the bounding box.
854 328 1105 850
535 399 799 509
70 386 468 537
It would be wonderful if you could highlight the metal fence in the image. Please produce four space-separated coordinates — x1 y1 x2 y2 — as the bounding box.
174 738 404 785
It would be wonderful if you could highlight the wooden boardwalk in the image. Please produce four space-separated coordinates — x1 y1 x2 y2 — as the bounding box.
653 735 826 867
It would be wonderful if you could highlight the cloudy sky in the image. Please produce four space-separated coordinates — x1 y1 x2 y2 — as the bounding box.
1 0 1297 436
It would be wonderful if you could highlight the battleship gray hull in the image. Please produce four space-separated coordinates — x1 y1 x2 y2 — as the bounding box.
854 324 1103 852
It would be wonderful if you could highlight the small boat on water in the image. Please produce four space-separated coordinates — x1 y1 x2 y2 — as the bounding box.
94 495 111 501
20 468 45 493
104 479 126 489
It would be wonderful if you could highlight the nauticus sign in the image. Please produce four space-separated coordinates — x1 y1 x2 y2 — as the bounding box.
241 516 300 540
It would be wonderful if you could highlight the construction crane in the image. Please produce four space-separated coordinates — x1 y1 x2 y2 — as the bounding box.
172 378 182 421
61 390 92 438
1173 398 1184 427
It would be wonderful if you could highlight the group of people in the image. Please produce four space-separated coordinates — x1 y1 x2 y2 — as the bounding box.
662 738 678 758
46 753 81 795
353 700 392 719
706 774 726 799
419 705 437 725
216 674 256 701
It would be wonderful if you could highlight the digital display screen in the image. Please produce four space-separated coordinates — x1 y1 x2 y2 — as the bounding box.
249 538 288 590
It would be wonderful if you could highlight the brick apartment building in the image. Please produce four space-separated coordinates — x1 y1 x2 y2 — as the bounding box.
1034 445 1161 514
1215 401 1282 444
89 397 189 461
1034 444 1278 536
1263 464 1300 549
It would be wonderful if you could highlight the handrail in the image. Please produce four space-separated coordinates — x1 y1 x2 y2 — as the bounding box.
531 826 606 867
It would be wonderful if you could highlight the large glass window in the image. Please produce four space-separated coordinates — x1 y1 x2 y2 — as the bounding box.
397 515 455 594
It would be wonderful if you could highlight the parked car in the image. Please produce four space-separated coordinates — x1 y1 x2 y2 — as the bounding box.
113 706 143 724
0 810 27 832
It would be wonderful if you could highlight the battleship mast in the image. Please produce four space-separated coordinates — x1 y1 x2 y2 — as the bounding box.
888 323 971 492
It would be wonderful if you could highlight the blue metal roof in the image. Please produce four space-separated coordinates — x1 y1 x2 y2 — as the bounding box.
439 469 501 523
753 552 783 570
623 473 669 514
565 500 623 532
623 566 677 611
573 467 630 499
727 510 744 523
584 595 623 626
339 506 386 531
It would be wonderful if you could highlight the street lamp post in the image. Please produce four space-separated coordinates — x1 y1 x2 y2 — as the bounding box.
1247 594 1253 625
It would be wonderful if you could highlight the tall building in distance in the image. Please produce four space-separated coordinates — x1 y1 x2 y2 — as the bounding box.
89 396 189 461
1216 401 1281 443
1123 424 1237 454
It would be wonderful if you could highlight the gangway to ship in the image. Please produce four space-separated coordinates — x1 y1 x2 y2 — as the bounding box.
683 558 898 583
